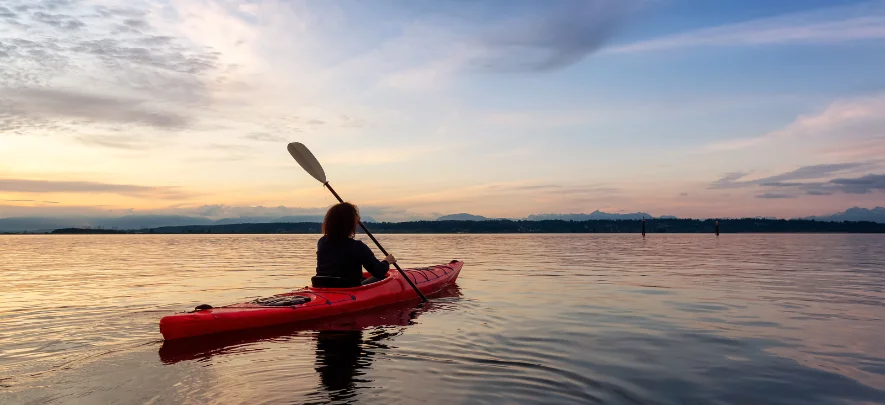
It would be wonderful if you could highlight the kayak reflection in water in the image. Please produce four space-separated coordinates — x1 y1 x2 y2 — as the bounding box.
314 202 396 288
313 329 369 401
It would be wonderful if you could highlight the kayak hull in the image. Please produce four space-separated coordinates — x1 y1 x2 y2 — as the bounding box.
159 260 463 340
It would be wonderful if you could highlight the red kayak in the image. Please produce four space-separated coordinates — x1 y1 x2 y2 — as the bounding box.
160 260 463 340
159 284 463 363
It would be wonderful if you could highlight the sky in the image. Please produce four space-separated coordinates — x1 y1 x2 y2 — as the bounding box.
1 0 884 221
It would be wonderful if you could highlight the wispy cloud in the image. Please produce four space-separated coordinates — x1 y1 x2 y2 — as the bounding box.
703 93 885 152
391 180 620 211
709 172 751 188
759 173 885 196
322 143 458 166
5 87 189 129
75 134 153 150
716 165 885 198
242 133 286 142
1 199 59 204
757 163 874 184
174 204 327 219
710 162 877 189
608 2 885 54
756 193 796 199
806 190 833 196
0 178 191 199
481 108 600 128
830 173 885 194
815 138 885 160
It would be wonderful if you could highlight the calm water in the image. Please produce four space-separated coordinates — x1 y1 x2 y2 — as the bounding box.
1 234 884 404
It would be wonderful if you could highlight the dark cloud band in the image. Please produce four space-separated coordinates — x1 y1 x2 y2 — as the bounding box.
0 178 191 199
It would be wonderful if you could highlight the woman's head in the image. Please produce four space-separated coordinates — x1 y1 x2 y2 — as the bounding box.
322 202 360 238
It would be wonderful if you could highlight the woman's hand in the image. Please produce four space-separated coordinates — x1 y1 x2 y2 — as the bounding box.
384 254 397 265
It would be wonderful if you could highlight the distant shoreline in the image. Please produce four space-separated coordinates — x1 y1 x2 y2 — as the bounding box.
2 218 883 234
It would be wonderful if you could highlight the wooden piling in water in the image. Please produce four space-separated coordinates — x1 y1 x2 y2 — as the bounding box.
641 218 646 237
715 220 720 236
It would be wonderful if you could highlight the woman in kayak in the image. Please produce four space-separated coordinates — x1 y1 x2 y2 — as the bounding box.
314 202 396 287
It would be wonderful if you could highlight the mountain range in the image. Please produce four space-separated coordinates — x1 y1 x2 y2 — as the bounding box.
433 207 885 223
2 207 883 232
438 211 670 221
526 211 660 221
801 206 885 223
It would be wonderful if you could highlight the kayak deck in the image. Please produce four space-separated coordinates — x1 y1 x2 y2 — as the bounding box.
160 260 463 340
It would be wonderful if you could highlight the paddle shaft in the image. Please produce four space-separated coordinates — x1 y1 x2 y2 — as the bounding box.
323 182 428 302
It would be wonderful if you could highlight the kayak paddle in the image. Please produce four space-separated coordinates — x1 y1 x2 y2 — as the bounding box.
287 142 428 302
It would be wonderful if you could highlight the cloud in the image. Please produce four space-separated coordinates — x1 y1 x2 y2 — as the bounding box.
483 182 620 196
0 178 191 199
757 163 872 183
830 173 885 194
759 182 807 187
471 0 636 73
756 193 796 199
372 0 639 91
72 38 219 76
679 192 688 197
1 199 59 203
703 94 885 152
243 133 286 142
0 0 226 134
144 203 418 221
322 143 460 165
815 137 885 160
510 184 564 191
339 115 367 128
187 143 257 162
177 204 328 219
0 203 155 219
396 180 621 212
4 87 189 129
710 163 875 189
31 11 86 30
709 172 750 188
75 134 152 150
608 2 885 54
0 5 15 19
207 143 251 151
709 162 885 199
746 171 885 196
1 2 222 82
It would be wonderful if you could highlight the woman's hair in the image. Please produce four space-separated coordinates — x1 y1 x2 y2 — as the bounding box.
322 202 360 238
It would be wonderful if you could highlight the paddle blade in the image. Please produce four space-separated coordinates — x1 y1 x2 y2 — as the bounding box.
287 142 327 184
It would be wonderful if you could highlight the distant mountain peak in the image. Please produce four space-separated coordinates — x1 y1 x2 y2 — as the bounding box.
802 206 885 223
436 213 490 221
526 211 654 221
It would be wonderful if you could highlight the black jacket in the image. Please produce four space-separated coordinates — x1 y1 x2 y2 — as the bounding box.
316 236 390 286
